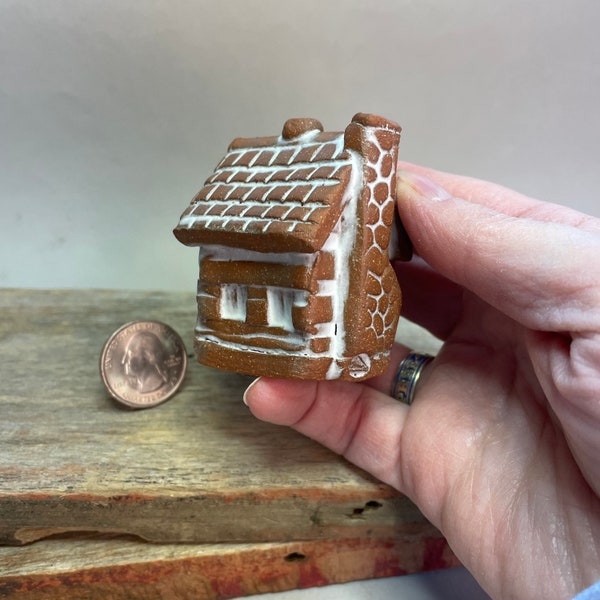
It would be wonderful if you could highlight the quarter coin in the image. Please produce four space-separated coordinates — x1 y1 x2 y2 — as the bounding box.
100 320 187 409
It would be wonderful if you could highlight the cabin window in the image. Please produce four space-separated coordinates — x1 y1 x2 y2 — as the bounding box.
266 288 306 332
220 284 247 321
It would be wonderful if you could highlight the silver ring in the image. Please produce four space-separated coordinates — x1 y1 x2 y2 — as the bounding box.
392 351 434 405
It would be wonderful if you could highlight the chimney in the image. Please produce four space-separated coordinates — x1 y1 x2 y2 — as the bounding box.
343 113 401 156
281 118 324 140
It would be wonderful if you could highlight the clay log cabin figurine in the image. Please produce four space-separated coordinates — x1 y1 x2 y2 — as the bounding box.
174 113 408 381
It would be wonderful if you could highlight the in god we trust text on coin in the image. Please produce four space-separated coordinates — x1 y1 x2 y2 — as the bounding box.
100 320 187 409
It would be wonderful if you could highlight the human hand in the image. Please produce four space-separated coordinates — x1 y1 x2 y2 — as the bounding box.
243 162 600 600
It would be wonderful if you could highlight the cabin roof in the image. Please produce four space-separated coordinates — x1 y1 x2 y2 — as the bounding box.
174 120 357 253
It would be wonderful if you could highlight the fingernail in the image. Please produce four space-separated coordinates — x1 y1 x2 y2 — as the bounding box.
243 378 260 406
397 169 453 202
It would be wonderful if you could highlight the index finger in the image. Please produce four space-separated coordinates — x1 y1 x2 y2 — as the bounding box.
397 161 600 232
395 168 600 333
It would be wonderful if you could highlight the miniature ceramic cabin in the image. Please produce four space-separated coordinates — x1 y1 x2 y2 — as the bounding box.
174 113 403 381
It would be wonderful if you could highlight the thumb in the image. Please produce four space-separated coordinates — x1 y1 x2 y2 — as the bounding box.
395 168 600 333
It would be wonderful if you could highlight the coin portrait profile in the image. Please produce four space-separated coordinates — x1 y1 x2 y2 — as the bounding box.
100 320 187 409
121 331 170 394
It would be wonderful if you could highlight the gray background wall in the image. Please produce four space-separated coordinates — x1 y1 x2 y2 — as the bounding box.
1 0 599 291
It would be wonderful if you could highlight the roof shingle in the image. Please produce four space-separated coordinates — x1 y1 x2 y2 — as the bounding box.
174 127 354 253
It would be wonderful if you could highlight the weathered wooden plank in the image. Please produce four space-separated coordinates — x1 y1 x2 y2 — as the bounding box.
0 535 459 599
0 289 440 547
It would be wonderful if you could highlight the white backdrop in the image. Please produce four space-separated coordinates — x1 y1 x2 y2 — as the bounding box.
1 0 599 292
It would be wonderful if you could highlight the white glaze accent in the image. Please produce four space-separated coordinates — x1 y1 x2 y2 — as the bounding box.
266 288 305 332
317 280 338 295
200 245 314 267
198 332 306 349
219 284 247 321
275 128 322 146
197 332 391 366
322 148 362 379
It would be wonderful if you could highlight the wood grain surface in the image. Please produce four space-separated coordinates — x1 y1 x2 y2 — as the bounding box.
0 289 455 596
0 534 459 599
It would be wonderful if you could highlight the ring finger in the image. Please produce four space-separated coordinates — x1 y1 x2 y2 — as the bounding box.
365 343 435 403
